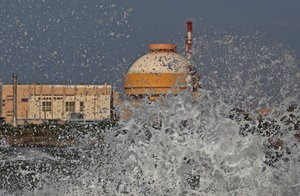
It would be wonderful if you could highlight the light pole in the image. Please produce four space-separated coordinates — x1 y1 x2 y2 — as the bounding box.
13 74 17 127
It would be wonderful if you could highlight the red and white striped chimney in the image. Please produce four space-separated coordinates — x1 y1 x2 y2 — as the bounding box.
186 20 192 59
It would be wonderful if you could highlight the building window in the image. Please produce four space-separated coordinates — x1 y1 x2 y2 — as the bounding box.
80 102 84 112
7 95 13 100
21 98 29 102
42 101 52 112
65 101 75 112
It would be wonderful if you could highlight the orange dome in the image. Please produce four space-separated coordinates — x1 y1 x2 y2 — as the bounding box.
124 44 190 97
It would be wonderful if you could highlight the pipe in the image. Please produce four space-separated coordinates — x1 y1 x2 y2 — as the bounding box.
186 20 192 59
12 73 17 127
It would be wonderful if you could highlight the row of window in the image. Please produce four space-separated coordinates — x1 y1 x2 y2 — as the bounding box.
42 101 84 112
40 97 63 100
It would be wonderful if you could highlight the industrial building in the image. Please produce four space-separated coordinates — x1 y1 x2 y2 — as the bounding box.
124 20 200 101
119 21 201 120
0 20 200 125
1 77 118 125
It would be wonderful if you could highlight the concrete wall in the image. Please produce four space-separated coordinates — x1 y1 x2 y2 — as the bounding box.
28 95 111 120
1 84 113 124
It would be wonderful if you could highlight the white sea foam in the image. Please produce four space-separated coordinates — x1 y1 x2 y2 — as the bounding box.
1 21 300 196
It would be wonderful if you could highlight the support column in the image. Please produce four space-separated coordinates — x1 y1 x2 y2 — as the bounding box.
12 74 17 127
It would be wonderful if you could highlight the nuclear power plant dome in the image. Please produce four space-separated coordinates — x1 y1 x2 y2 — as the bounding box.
124 43 191 98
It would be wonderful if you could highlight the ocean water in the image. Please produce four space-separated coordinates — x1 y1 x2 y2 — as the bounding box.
1 28 300 196
1 92 299 196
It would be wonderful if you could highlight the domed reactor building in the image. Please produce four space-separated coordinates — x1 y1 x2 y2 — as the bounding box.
124 20 200 102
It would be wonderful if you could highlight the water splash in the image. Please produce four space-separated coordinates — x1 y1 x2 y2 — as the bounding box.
1 27 300 195
83 91 298 195
193 26 299 107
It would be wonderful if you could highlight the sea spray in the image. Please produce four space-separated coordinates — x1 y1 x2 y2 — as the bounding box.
1 91 299 195
91 92 299 195
0 27 299 195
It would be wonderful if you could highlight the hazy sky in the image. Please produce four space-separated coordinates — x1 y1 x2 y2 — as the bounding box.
0 0 299 90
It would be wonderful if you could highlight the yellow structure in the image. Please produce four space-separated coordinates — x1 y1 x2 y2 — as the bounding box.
1 84 115 125
124 43 199 100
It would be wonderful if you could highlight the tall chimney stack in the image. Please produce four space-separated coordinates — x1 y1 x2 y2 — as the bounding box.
186 20 193 60
12 73 17 127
